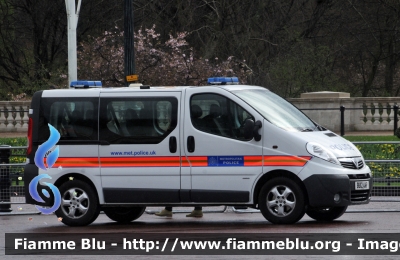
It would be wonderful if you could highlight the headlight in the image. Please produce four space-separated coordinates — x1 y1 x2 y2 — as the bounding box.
306 142 340 165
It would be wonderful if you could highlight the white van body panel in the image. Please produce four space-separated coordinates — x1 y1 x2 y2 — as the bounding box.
25 83 372 226
182 87 264 203
36 145 104 203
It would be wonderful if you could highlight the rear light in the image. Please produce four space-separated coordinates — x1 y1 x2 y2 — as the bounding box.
27 117 33 155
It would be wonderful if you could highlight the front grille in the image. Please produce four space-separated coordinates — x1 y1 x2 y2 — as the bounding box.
351 190 370 203
339 157 364 170
348 173 370 179
340 161 356 169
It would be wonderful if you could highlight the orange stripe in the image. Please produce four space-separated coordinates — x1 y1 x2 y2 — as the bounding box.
263 156 311 167
45 157 99 168
181 157 190 167
244 156 263 166
100 156 181 167
186 156 208 167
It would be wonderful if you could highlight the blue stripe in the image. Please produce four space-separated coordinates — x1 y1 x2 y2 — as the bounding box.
207 156 244 167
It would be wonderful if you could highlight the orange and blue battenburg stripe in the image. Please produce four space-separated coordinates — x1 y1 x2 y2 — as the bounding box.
46 157 182 167
45 157 99 168
263 156 311 167
101 157 181 167
45 155 311 168
182 156 264 167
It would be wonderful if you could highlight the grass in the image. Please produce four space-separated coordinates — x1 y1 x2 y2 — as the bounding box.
0 137 27 187
344 135 400 142
373 182 400 187
0 136 27 161
343 136 400 181
0 137 27 147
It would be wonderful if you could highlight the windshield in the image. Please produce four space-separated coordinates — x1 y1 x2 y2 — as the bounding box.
233 89 317 132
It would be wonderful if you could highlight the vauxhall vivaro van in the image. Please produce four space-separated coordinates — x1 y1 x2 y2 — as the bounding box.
24 78 372 226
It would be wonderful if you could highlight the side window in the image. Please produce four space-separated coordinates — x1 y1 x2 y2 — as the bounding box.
39 98 98 141
190 94 254 141
99 97 178 144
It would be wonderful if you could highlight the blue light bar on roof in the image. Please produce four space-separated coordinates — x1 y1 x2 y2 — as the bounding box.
207 77 239 85
70 80 102 88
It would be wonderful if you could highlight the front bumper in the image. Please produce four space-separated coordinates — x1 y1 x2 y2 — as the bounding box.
303 174 372 208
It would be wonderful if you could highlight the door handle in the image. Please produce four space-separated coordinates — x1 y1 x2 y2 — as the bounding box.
169 136 177 153
187 136 195 153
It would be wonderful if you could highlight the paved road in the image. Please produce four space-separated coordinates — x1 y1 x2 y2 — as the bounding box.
1 201 400 260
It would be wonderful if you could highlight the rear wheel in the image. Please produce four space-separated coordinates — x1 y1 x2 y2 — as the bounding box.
55 179 100 226
306 206 347 221
258 177 306 224
103 207 146 223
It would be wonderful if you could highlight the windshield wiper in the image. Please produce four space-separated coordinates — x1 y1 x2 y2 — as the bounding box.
301 122 326 132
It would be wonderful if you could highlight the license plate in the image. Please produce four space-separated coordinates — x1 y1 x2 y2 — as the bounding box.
355 181 369 190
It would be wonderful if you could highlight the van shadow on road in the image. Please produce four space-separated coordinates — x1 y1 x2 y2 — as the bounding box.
26 217 369 234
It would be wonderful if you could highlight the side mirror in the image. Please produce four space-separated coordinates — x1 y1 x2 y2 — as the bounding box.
253 120 262 141
243 119 262 141
243 119 254 140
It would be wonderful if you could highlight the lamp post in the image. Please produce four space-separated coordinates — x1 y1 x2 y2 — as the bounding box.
65 0 82 88
124 0 136 86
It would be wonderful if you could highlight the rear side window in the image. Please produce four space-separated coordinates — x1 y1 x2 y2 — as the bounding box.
38 98 98 141
99 97 178 144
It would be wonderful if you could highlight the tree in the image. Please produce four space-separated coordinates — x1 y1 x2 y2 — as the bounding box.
133 0 339 96
0 0 124 99
4 0 400 99
320 0 400 97
0 0 67 97
78 25 251 86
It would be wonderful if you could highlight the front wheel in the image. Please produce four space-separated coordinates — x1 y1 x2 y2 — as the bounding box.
258 177 306 224
103 207 146 223
55 179 100 226
306 206 348 221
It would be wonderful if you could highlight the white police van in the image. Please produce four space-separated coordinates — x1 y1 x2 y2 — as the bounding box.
24 77 372 226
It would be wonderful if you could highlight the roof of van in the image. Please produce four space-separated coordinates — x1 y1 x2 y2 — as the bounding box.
40 85 266 98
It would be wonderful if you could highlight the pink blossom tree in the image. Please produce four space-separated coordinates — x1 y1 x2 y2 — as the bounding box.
78 25 251 86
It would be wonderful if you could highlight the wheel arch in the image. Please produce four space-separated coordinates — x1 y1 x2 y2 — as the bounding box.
54 173 100 203
253 170 309 208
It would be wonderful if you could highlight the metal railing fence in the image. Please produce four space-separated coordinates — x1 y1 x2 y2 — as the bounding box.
0 145 26 212
353 141 400 200
300 105 399 136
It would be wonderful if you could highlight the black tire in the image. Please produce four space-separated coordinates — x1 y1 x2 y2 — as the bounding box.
55 179 100 226
306 206 348 221
258 177 306 224
103 207 146 223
